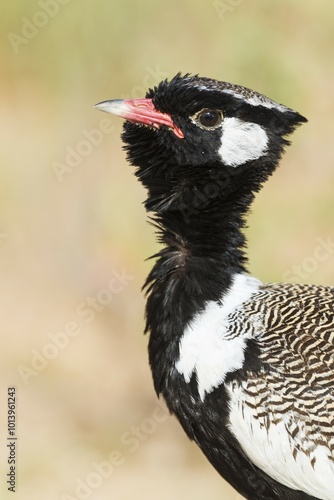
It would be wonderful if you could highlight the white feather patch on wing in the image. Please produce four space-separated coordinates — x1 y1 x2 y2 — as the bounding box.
218 118 268 167
227 383 334 500
175 274 261 400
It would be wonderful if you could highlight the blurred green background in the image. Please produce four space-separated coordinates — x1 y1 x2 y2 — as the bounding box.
1 1 334 499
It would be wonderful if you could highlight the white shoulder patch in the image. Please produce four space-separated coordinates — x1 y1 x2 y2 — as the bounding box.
227 384 334 500
218 118 268 167
175 274 261 400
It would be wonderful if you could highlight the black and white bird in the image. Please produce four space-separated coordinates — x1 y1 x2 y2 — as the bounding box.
96 74 334 500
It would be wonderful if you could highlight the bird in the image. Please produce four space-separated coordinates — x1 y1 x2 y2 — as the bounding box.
95 73 334 500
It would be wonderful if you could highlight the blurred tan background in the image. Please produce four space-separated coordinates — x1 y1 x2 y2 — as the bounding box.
1 1 334 499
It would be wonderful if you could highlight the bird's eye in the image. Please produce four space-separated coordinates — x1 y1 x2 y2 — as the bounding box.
196 109 223 129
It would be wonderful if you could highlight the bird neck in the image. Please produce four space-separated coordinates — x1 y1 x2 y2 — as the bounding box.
144 163 263 302
152 191 250 283
144 171 262 395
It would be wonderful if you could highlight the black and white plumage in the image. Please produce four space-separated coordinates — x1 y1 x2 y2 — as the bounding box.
96 74 334 500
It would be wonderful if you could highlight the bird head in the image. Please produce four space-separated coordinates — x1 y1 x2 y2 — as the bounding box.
96 73 306 213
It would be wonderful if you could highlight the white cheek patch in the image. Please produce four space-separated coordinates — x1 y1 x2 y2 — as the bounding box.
218 118 268 167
